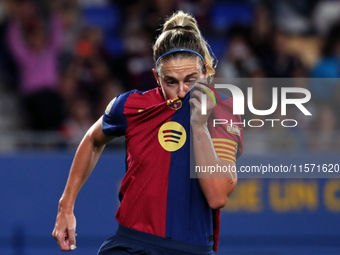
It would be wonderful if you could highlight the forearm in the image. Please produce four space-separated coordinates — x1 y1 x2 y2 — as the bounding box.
192 125 237 209
53 117 113 250
59 133 105 212
7 21 28 60
50 15 63 50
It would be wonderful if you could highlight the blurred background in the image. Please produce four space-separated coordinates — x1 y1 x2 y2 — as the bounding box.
0 0 339 254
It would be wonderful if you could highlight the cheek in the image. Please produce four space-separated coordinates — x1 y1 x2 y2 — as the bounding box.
160 84 176 99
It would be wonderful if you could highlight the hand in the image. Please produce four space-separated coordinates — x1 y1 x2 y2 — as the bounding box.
52 208 77 251
189 83 215 128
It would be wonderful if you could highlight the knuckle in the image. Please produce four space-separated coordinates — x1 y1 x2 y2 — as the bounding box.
57 233 64 240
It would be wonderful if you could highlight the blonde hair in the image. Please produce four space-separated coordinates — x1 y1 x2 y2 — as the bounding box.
153 11 216 78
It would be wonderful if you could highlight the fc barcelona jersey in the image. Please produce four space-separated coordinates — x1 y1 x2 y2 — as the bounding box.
102 87 243 251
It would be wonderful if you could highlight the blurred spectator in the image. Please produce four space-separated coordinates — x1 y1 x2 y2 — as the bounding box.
310 104 339 151
0 1 18 90
217 27 262 78
61 97 94 145
60 73 77 103
124 29 157 91
312 23 340 77
261 30 304 78
0 0 339 152
57 0 84 73
79 0 110 8
6 0 64 130
177 0 214 35
96 79 124 117
249 5 273 60
63 26 123 117
311 23 340 101
268 0 313 34
0 1 6 22
313 0 340 36
143 0 176 36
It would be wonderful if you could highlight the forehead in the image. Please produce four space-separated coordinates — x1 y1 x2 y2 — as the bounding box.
158 57 202 77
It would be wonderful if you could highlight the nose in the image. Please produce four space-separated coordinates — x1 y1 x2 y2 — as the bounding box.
178 82 190 98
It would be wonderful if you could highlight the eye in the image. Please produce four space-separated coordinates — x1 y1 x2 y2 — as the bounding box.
187 77 197 86
166 80 177 86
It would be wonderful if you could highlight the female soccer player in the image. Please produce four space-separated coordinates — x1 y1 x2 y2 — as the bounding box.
53 11 243 255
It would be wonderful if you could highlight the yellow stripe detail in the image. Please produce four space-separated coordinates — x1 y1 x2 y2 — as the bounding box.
219 156 235 163
212 138 237 145
215 148 235 155
216 152 235 161
213 143 235 150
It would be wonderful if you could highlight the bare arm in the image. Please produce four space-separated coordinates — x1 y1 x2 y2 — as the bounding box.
49 15 63 51
52 117 114 251
190 86 237 210
7 21 30 62
192 125 237 209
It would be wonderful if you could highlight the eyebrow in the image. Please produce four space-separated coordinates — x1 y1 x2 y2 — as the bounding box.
163 72 199 80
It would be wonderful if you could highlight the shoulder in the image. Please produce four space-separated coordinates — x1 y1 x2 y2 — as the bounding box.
105 88 159 112
123 87 164 104
102 87 163 137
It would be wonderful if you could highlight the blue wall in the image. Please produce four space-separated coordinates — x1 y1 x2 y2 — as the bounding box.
1 151 340 255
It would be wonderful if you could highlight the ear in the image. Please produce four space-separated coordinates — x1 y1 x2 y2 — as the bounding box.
152 68 161 86
203 63 209 78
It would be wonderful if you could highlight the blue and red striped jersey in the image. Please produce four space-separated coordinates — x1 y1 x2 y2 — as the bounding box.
102 87 243 251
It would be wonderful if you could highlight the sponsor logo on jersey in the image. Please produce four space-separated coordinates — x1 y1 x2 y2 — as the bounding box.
158 121 186 151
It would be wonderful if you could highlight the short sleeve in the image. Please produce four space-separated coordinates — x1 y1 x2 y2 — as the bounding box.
208 96 244 164
102 92 130 137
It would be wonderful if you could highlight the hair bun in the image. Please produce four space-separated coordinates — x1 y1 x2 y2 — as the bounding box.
154 11 217 79
171 26 190 30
